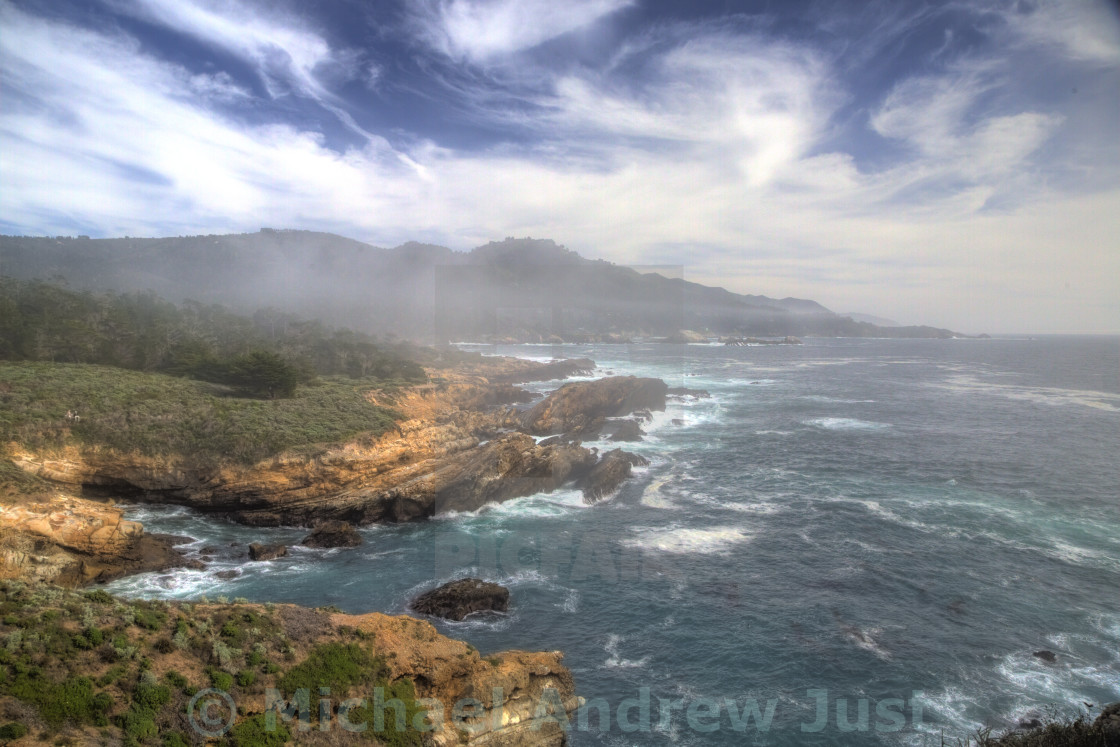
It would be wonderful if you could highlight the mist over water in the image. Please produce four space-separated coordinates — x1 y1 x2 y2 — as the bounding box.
107 337 1120 745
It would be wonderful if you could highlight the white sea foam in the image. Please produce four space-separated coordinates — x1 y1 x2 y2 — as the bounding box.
840 625 891 660
104 567 216 599
800 395 877 403
935 374 1120 412
622 525 752 555
723 501 785 515
602 633 650 670
912 688 985 737
640 477 677 509
804 417 891 430
435 488 590 521
558 589 580 613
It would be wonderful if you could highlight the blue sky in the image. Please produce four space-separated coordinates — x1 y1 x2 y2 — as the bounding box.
1 0 1118 333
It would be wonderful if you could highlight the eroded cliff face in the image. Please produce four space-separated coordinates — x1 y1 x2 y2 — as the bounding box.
0 581 577 747
335 611 578 746
7 361 663 527
0 494 189 586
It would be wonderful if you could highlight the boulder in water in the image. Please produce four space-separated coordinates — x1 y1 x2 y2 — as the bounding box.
300 520 363 548
248 543 287 561
411 578 510 621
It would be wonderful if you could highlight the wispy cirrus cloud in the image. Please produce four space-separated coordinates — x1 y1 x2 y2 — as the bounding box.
1005 0 1120 65
1 0 1118 332
408 0 633 63
110 0 375 139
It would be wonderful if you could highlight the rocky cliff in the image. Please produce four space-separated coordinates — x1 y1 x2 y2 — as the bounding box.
336 611 578 746
6 358 659 528
0 493 191 587
0 581 578 746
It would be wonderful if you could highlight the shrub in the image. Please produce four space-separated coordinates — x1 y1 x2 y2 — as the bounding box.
278 643 385 695
228 714 289 747
165 671 189 690
132 681 171 712
0 722 28 740
207 667 233 692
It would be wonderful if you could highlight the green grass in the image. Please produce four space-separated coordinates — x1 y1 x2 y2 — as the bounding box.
0 361 401 464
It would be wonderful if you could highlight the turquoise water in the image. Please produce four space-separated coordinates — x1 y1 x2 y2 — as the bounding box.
106 337 1120 745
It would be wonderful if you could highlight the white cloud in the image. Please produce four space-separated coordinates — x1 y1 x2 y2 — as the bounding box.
110 0 377 140
1006 0 1120 65
187 71 250 101
411 0 633 62
1 2 1118 333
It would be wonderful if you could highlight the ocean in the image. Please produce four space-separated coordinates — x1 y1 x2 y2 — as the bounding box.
105 336 1120 745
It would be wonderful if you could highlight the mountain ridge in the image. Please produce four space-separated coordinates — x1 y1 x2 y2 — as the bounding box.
0 230 962 340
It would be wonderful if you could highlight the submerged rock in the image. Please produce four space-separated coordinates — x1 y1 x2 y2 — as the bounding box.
580 449 650 503
248 542 288 561
1032 649 1057 664
411 578 510 621
608 419 645 442
300 520 363 548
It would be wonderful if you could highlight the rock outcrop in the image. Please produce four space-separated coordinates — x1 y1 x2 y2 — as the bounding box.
608 419 645 442
1095 702 1120 744
247 542 288 560
579 449 650 503
7 358 663 528
336 610 578 746
482 357 595 384
411 577 511 621
0 495 191 586
522 376 668 437
300 520 363 548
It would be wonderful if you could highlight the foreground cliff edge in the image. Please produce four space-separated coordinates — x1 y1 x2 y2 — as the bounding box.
0 580 578 745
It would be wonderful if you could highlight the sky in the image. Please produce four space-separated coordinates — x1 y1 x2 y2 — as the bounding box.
1 0 1119 333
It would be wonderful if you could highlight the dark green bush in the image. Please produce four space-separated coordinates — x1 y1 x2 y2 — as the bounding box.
165 671 189 690
0 722 28 740
85 590 113 605
207 667 233 692
161 732 189 747
132 681 171 712
278 643 385 695
228 713 289 747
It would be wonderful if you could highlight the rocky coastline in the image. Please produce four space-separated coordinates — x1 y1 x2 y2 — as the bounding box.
0 353 670 594
0 354 647 744
5 355 661 538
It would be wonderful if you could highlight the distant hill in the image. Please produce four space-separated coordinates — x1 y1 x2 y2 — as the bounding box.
843 312 902 327
0 231 961 341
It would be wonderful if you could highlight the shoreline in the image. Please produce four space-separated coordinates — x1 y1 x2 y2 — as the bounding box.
2 353 667 587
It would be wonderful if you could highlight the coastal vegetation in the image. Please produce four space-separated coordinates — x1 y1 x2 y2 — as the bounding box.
0 277 447 467
953 709 1118 745
0 362 401 465
0 580 428 745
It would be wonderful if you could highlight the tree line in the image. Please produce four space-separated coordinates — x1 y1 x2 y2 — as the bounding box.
0 277 427 397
